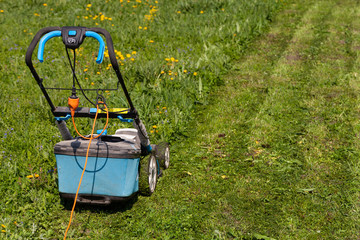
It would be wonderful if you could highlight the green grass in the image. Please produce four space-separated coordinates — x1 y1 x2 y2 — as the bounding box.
1 0 360 239
0 0 280 239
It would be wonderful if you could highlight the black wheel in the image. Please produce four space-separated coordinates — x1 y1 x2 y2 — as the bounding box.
139 153 158 196
156 142 170 169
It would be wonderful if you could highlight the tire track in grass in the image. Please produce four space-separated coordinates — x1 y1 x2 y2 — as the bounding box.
165 1 319 238
232 0 359 238
226 1 338 238
296 2 360 237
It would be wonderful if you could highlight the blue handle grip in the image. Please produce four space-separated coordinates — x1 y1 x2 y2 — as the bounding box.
85 31 105 64
38 30 61 63
37 30 105 64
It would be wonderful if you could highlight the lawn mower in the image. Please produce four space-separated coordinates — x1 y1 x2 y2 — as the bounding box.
25 26 170 205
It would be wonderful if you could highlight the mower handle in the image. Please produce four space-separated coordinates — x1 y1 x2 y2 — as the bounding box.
26 26 136 112
37 30 105 64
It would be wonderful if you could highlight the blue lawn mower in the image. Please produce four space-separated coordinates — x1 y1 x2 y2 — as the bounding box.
25 26 170 205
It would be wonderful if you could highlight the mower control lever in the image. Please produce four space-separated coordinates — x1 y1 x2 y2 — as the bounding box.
37 29 105 64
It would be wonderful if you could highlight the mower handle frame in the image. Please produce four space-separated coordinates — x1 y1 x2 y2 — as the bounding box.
25 26 136 117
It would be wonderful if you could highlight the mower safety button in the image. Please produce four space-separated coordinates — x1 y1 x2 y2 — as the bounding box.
68 30 77 36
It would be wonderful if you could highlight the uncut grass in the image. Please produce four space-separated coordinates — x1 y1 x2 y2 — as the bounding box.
0 0 280 239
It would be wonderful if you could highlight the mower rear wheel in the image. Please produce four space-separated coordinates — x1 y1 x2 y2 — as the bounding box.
139 153 158 196
156 142 170 169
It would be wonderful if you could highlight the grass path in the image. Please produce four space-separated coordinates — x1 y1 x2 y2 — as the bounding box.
3 1 359 239
168 0 360 238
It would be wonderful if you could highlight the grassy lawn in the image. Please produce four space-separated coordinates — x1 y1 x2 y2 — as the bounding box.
1 0 360 239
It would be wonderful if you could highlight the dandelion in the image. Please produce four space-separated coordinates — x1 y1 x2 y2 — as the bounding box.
1 224 5 228
132 51 137 55
150 130 154 134
149 40 154 43
96 72 100 74
152 125 157 129
162 107 167 110
43 3 47 6
34 13 40 16
139 26 143 29
87 3 92 7
160 70 164 74
84 68 88 72
200 11 204 14
143 27 147 30
177 11 181 14
126 54 131 58
183 69 187 73
131 58 135 61
193 72 198 76
91 82 95 86
0 10 4 13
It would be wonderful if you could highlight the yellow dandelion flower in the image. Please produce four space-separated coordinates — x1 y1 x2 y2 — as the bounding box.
152 125 157 129
108 17 112 21
87 4 92 7
143 27 147 30
1 224 5 228
150 130 154 134
43 3 47 6
97 72 100 74
131 58 135 61
149 40 154 43
162 107 167 110
84 68 88 72
84 16 88 19
170 77 174 80
168 72 172 76
91 82 95 85
193 72 198 76
132 51 137 55
165 58 170 61
183 70 187 73
160 70 165 74
200 11 204 14
126 54 131 58
26 175 33 179
170 57 175 62
139 26 142 29
0 10 4 13
1 230 5 233
177 11 181 14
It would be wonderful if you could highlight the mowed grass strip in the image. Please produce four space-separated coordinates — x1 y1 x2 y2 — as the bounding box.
169 0 360 239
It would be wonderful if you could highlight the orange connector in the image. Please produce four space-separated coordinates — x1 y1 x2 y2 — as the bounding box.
68 96 79 117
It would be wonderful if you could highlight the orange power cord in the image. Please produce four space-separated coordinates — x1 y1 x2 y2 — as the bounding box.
63 100 109 240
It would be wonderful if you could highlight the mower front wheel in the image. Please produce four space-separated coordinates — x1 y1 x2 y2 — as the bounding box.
156 142 170 169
